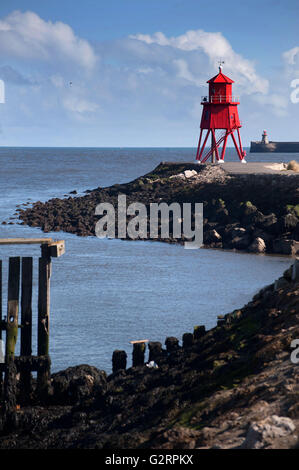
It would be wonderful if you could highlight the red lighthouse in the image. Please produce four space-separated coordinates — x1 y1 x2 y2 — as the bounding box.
195 65 246 163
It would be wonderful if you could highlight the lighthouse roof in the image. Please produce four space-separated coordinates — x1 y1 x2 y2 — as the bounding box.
207 71 234 84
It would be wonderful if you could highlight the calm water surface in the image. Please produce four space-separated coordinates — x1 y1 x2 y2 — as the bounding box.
0 147 295 372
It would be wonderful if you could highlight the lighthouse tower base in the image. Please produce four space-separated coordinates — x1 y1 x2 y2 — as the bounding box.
195 127 246 163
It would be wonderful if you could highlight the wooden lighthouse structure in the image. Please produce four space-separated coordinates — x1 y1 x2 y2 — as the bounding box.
196 64 246 163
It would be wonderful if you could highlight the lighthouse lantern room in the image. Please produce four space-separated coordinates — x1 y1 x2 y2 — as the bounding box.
196 64 246 163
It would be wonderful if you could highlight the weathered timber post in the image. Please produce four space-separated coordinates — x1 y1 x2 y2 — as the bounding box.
182 332 194 348
133 343 146 367
20 257 33 403
37 245 51 398
148 341 163 364
193 325 206 341
6 257 20 359
165 336 179 352
112 350 127 373
0 238 65 411
4 257 20 430
130 340 148 367
3 357 17 432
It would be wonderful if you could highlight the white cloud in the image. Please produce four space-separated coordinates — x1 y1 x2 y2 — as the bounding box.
253 93 288 117
0 14 293 145
130 29 269 95
173 59 203 87
0 10 97 70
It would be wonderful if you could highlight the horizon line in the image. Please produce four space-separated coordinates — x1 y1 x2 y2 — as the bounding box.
0 145 250 149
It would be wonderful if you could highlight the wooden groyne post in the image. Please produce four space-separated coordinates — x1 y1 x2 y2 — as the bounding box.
0 238 65 428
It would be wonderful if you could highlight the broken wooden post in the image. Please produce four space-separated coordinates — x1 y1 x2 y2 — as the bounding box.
3 356 17 432
165 336 179 352
130 340 148 367
182 332 193 349
0 238 65 409
4 257 20 431
37 248 51 398
193 325 206 341
112 350 127 373
6 257 20 360
20 257 33 402
148 341 163 364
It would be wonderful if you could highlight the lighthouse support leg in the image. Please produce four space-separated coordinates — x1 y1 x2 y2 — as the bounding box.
221 131 229 161
197 129 210 162
231 130 243 161
195 129 203 161
211 129 220 161
236 128 245 159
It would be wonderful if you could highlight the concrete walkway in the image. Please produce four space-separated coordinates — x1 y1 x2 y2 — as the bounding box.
162 161 298 176
221 162 296 175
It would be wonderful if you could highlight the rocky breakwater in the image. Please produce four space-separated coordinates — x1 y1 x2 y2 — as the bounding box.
0 259 298 449
14 162 299 256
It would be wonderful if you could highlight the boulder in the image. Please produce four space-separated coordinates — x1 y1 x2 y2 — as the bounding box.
203 229 222 245
251 228 274 244
184 170 197 178
239 202 267 227
214 207 230 224
241 415 296 449
294 224 299 241
274 276 290 290
231 226 246 238
278 213 298 232
256 213 278 233
169 173 185 180
51 365 107 405
291 258 299 281
248 237 266 253
231 234 251 250
273 238 299 255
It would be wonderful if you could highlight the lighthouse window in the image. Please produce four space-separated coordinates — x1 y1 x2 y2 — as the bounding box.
205 111 210 119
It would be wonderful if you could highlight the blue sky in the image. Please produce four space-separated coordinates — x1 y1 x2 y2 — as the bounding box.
0 0 298 146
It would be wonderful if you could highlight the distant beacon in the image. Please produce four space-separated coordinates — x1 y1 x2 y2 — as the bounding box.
195 64 246 163
262 130 269 144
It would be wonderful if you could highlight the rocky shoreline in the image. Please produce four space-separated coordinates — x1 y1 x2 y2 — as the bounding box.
0 259 298 449
11 162 299 256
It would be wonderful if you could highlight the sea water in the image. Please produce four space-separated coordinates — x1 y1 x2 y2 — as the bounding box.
0 147 294 372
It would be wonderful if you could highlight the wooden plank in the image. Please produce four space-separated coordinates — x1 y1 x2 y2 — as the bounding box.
6 257 20 360
37 256 51 396
49 240 65 258
129 339 149 344
0 238 53 245
0 355 50 373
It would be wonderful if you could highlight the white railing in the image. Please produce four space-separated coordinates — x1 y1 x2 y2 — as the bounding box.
201 95 240 103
